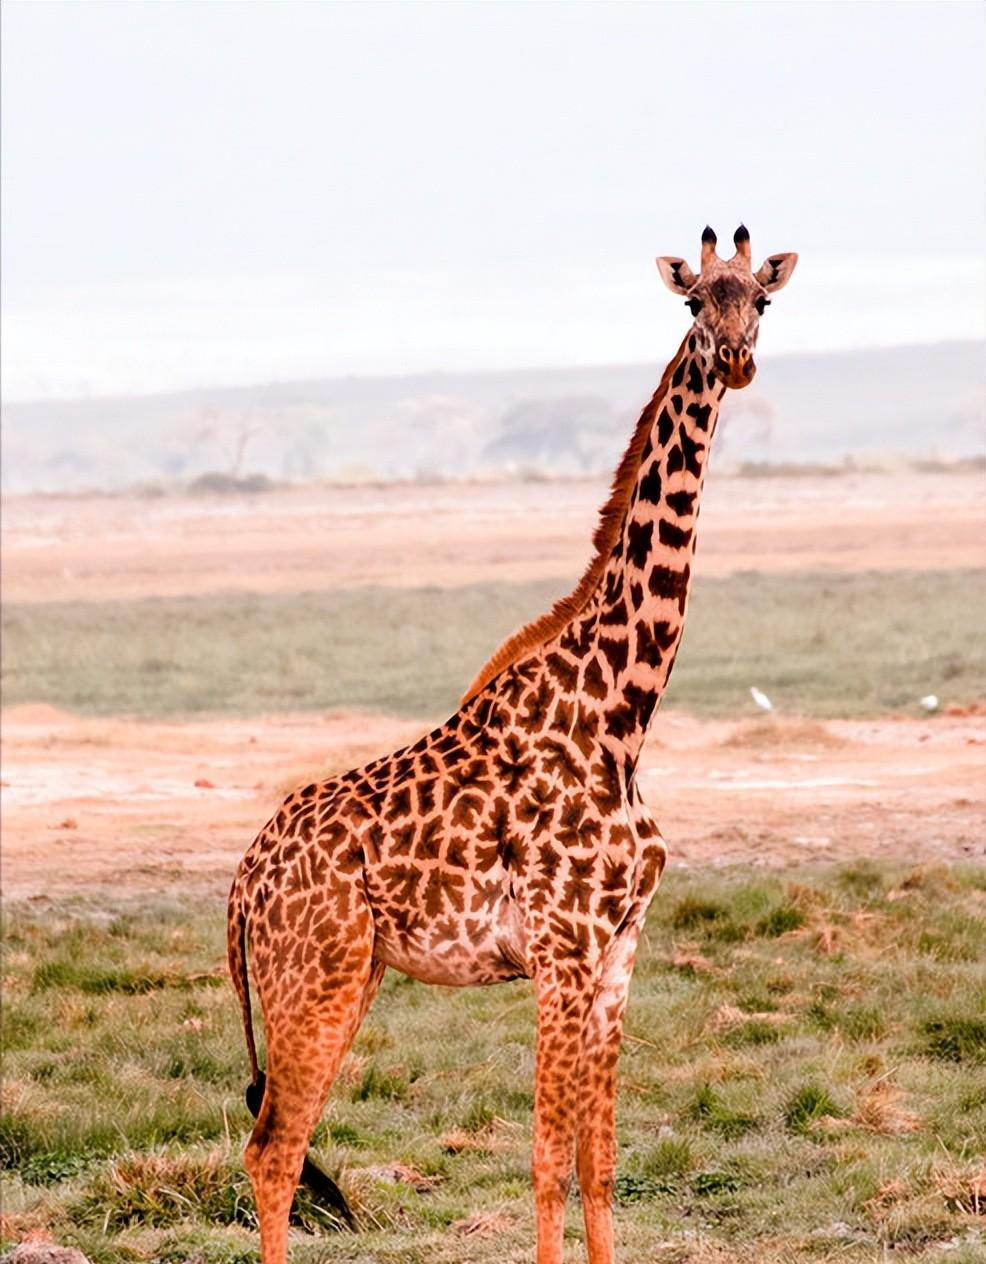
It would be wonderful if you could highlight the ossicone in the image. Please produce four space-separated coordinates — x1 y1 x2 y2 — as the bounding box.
700 225 718 272
733 224 751 265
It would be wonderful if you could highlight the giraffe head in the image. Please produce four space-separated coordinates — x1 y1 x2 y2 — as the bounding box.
656 226 798 389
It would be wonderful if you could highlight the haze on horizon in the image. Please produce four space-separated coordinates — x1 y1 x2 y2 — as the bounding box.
2 0 984 402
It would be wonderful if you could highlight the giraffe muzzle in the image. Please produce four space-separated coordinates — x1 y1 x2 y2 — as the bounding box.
715 343 756 389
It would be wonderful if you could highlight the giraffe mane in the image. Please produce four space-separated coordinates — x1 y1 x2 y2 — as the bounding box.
461 332 691 703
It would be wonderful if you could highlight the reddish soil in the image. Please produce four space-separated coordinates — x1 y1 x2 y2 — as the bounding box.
2 705 983 901
3 470 983 606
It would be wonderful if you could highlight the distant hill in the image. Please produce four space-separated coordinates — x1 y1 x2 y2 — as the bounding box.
2 341 982 494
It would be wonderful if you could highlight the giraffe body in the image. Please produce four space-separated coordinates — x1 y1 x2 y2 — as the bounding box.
228 227 797 1263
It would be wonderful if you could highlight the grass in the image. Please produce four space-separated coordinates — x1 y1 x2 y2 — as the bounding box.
3 568 983 719
2 861 986 1262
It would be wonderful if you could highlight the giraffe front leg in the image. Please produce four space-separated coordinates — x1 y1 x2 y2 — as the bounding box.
532 966 594 1264
575 923 644 1264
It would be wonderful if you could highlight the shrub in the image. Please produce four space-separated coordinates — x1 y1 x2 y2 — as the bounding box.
20 1149 87 1186
671 897 729 930
688 1085 758 1139
755 905 805 937
352 1062 410 1103
613 1172 661 1203
919 1017 986 1063
784 1083 843 1135
693 1169 741 1196
723 1020 783 1047
640 1136 695 1181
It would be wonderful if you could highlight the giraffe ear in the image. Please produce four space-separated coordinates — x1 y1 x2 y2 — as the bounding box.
656 256 697 295
754 252 798 292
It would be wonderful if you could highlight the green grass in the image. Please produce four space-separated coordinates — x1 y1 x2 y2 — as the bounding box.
2 568 983 719
3 861 986 1262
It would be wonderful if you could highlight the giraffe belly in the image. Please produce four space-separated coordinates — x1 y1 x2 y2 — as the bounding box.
369 894 530 987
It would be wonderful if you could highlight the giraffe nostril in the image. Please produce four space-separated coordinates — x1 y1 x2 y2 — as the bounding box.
718 344 732 363
738 346 750 364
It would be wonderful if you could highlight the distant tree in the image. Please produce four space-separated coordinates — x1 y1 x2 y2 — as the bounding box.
193 407 265 478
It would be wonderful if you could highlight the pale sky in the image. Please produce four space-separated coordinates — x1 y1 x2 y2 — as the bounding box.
2 0 984 400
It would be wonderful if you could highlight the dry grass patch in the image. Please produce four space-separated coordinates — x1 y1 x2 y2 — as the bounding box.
347 1162 439 1192
720 718 847 749
451 1209 514 1237
852 1079 921 1135
670 950 717 975
440 1118 514 1155
935 1165 986 1217
70 1149 258 1230
862 1159 986 1250
708 1004 791 1034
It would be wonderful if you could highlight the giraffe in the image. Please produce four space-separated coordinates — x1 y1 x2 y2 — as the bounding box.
227 225 798 1263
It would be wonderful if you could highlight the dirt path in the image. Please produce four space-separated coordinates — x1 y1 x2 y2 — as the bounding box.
2 704 982 902
3 470 982 605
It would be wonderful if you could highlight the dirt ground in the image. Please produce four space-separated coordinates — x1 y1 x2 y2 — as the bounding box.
3 469 983 605
2 468 984 901
2 704 983 901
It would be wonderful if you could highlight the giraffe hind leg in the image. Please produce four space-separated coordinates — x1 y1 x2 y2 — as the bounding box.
244 1069 355 1228
245 907 381 1264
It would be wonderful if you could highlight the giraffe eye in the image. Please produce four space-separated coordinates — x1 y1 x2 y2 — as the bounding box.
755 296 770 316
687 298 703 316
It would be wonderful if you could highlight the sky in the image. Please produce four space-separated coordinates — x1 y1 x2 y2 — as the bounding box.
2 0 984 401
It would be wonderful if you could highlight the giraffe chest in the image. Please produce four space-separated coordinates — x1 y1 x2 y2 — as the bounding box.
358 778 648 987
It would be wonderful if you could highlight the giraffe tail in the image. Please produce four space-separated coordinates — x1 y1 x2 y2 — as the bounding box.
226 879 261 1088
226 880 356 1230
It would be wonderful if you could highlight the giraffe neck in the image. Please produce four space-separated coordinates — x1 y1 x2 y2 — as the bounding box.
568 325 724 764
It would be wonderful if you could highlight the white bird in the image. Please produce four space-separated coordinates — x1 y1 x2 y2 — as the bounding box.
919 695 939 712
750 686 773 712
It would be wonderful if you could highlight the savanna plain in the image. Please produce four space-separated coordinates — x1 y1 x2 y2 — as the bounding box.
2 468 985 1264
